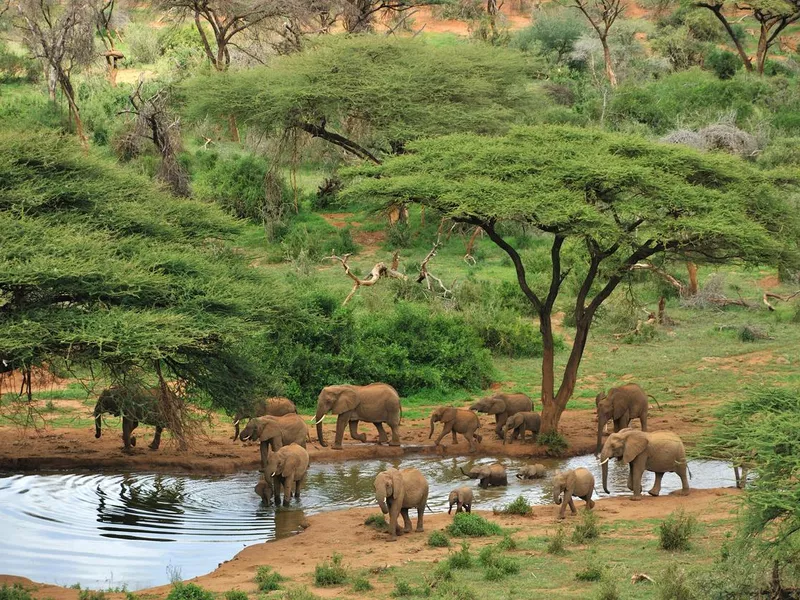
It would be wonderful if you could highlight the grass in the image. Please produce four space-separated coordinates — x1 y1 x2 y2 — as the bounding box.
165 584 214 600
446 513 504 537
572 509 600 544
575 563 604 582
255 566 285 592
223 592 247 600
428 530 451 547
364 514 389 531
546 526 568 555
0 585 33 600
659 509 698 551
313 553 348 587
351 576 373 592
447 541 473 569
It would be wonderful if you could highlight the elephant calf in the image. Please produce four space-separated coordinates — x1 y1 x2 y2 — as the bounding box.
265 443 309 506
232 397 296 441
553 467 595 519
502 411 541 444
470 392 533 439
595 383 660 454
375 468 429 542
429 407 482 453
516 463 547 479
461 463 507 488
448 486 473 514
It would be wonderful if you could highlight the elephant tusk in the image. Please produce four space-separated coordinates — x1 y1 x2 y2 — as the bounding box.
314 415 326 425
271 472 276 477
598 457 610 465
232 419 240 427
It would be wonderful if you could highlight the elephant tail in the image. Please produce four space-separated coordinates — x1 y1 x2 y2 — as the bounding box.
648 394 662 410
426 503 434 513
399 404 403 424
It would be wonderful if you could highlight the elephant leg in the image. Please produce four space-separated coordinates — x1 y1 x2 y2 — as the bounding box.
639 413 648 432
349 419 368 443
434 426 447 447
626 464 634 491
465 503 471 513
451 428 458 445
389 506 400 541
273 477 281 506
259 442 270 476
494 415 506 439
283 478 292 506
678 466 690 495
734 466 742 488
468 432 477 453
456 502 463 513
388 421 401 447
648 472 664 497
401 508 412 533
149 425 163 450
232 422 239 441
558 497 567 520
438 422 454 446
584 496 595 510
630 460 645 499
122 417 135 450
373 422 388 445
416 504 425 532
613 417 624 433
333 415 348 450
568 497 577 515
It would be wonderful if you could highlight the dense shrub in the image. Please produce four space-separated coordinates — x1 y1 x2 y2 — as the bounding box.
0 44 39 83
495 496 532 516
447 513 504 537
656 564 699 600
575 564 604 582
659 509 697 551
595 577 621 600
223 592 247 600
0 585 33 600
446 541 473 569
512 13 586 62
255 566 285 591
538 431 568 456
125 23 164 65
351 577 372 592
706 49 741 80
364 514 388 531
547 526 567 555
166 584 214 600
428 531 450 547
314 554 348 586
466 310 552 358
572 509 600 543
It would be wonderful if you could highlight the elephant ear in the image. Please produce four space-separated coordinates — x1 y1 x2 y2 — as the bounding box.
487 397 506 415
391 469 405 502
442 407 457 422
332 388 359 414
257 418 277 442
622 431 649 464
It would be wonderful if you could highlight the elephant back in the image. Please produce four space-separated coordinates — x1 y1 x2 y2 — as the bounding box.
400 468 429 507
274 414 308 447
504 393 533 414
265 397 297 416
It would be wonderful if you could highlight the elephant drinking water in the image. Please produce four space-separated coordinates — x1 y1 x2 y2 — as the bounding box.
231 397 296 441
315 383 402 450
239 414 307 479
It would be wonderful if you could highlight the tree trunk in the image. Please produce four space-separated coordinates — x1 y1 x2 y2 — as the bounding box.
229 113 240 143
601 37 617 87
539 310 557 431
704 5 754 72
756 25 769 75
687 262 698 295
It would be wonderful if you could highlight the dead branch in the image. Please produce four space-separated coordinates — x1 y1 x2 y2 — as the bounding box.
328 253 408 305
416 238 453 297
631 262 686 295
762 290 800 311
631 573 655 584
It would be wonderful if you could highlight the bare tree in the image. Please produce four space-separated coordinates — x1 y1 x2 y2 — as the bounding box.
566 0 625 86
695 0 800 74
17 0 95 149
94 0 129 85
340 0 435 33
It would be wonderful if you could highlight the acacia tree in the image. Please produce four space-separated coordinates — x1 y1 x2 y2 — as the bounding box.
344 126 799 432
694 0 800 74
340 0 440 32
565 0 625 86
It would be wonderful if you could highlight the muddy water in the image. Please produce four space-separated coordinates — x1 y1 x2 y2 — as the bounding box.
0 455 734 590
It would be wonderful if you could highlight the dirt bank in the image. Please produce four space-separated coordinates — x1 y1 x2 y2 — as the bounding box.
0 487 741 600
0 399 703 473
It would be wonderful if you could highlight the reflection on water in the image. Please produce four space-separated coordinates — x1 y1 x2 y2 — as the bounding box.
0 454 734 590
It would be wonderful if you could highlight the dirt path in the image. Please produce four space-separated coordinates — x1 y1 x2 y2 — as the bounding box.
0 488 741 600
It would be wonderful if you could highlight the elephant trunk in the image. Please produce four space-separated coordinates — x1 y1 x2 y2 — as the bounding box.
596 416 605 455
94 402 102 439
553 488 562 505
315 405 328 447
376 491 389 514
601 460 610 494
428 416 436 439
460 467 470 479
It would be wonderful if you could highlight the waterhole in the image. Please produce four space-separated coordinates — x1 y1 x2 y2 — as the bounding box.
0 454 734 590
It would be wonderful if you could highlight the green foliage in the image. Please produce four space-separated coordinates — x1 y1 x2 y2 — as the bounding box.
223 591 248 600
351 577 372 592
390 580 417 597
538 431 568 456
595 577 621 600
0 584 33 600
656 564 699 600
496 496 532 516
427 530 451 547
255 566 285 592
78 590 106 600
572 509 600 544
0 44 39 83
659 509 697 551
446 541 473 569
283 587 319 600
479 546 520 580
497 535 517 550
166 584 214 600
705 49 741 80
446 513 504 537
575 563 604 582
364 514 389 531
466 310 556 358
125 23 164 65
547 526 568 555
512 12 586 62
313 553 348 587
184 36 543 157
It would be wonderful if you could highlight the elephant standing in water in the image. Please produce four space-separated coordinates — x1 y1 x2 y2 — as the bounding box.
553 468 595 519
315 384 401 450
94 386 179 451
264 443 309 506
239 414 307 477
232 397 296 441
470 393 532 439
374 468 429 541
461 463 508 488
429 406 482 452
517 463 547 479
448 486 473 514
595 384 659 454
599 428 689 499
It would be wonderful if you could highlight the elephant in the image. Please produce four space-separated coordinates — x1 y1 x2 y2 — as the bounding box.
595 384 660 454
553 468 596 519
460 463 508 488
315 383 402 450
232 397 296 441
264 443 309 506
255 476 270 502
239 414 307 476
94 385 178 451
429 406 482 452
599 428 690 499
448 486 473 514
374 468 429 542
501 411 541 444
516 463 547 479
470 392 533 439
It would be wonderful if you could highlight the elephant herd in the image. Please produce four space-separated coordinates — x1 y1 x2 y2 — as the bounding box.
92 380 694 533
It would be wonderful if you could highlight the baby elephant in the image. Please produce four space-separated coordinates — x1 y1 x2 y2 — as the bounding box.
502 411 541 444
266 443 309 506
516 463 547 479
461 463 508 488
429 407 482 453
553 467 596 520
448 486 473 514
374 468 429 542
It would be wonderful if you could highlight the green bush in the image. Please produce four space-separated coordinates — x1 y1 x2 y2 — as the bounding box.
435 582 477 600
390 580 415 597
283 587 319 600
572 508 600 543
387 222 411 248
575 564 604 582
478 546 520 580
125 23 164 65
495 496 532 516
538 431 568 456
255 566 285 592
351 577 372 592
656 564 699 600
705 49 741 80
78 591 106 600
447 541 473 569
595 577 621 600
497 535 517 550
0 44 39 83
165 584 214 600
314 553 348 586
466 310 554 358
446 513 503 537
512 13 586 62
547 526 567 555
364 514 389 531
224 591 248 600
0 585 33 600
659 509 697 551
428 530 450 547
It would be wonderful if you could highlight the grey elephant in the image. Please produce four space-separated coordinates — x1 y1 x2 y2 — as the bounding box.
599 428 689 499
429 406 482 452
374 468 429 542
94 385 179 451
553 468 596 519
595 384 659 454
460 463 508 488
264 443 309 506
516 463 547 479
448 486 473 514
501 411 541 444
470 392 533 439
232 397 296 441
239 414 307 476
315 383 401 450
